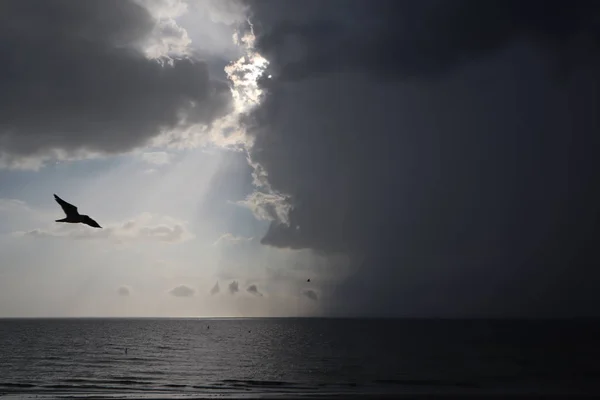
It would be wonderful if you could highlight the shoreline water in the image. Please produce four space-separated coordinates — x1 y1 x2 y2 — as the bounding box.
3 394 600 399
2 319 599 400
3 384 600 399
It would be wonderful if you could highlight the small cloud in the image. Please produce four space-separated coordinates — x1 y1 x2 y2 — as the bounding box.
169 285 195 297
0 198 29 212
246 284 262 296
139 224 188 243
1 198 51 227
212 233 253 246
210 281 220 295
141 151 171 165
153 259 169 269
18 229 53 238
228 281 239 294
16 213 193 244
117 286 131 296
302 290 318 301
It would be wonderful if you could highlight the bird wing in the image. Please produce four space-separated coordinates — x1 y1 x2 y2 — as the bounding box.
54 194 78 217
83 216 102 228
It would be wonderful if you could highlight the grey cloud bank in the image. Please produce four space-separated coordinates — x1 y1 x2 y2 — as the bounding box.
0 0 233 168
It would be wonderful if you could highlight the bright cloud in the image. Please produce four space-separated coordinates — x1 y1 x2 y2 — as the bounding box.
213 233 252 246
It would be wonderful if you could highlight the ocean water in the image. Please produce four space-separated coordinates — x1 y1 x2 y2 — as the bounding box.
1 318 599 399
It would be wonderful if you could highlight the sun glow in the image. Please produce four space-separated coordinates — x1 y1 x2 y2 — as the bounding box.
182 19 271 151
226 20 270 114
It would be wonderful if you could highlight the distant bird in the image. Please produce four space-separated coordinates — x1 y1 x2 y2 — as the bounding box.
54 194 102 228
307 279 311 282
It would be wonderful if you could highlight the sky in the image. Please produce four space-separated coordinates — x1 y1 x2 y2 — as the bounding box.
0 0 599 318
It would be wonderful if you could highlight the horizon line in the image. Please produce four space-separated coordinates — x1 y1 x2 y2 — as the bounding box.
1 316 599 320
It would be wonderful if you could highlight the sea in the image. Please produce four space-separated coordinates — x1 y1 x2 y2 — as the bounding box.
1 318 600 399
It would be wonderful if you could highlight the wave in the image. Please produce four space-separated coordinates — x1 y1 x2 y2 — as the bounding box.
40 384 180 392
0 382 37 388
1 378 478 392
373 379 479 388
61 378 151 386
220 379 294 387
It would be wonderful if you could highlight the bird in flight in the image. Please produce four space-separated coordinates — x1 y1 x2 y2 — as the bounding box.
54 194 102 228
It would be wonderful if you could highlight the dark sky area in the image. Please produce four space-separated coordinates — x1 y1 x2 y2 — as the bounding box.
242 0 600 317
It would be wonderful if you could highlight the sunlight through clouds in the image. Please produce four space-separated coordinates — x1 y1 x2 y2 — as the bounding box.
147 6 270 152
227 21 269 113
0 0 325 318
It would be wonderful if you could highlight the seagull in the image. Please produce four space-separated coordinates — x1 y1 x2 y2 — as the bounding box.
54 194 102 228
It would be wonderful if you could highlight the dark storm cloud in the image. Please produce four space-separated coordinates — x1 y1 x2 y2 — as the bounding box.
228 281 239 294
248 0 600 82
246 284 262 296
0 0 232 167
242 0 600 316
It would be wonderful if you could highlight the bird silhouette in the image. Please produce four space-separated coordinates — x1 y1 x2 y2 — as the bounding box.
54 194 102 228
